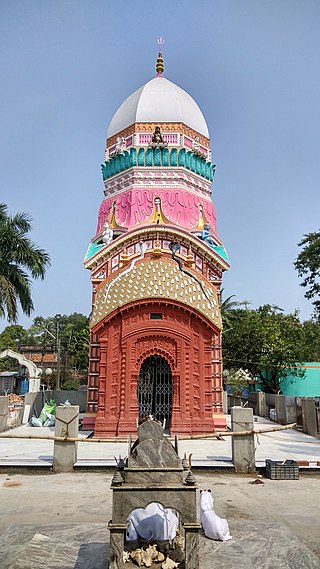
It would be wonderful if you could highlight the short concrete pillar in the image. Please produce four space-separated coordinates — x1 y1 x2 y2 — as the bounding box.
0 396 9 432
275 395 297 425
256 392 268 417
222 390 228 414
53 405 79 472
231 406 255 473
302 399 319 437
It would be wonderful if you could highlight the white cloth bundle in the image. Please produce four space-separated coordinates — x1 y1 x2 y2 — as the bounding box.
127 502 179 541
200 490 232 541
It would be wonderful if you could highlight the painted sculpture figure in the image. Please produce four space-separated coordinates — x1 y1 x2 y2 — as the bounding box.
200 224 216 248
101 221 113 244
149 126 168 148
200 490 232 541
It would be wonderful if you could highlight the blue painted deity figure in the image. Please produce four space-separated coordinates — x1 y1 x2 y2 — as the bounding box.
201 224 215 248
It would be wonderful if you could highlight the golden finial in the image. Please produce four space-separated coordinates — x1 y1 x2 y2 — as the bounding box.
156 37 165 76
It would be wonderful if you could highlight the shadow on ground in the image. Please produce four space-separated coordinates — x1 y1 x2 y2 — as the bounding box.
74 542 109 569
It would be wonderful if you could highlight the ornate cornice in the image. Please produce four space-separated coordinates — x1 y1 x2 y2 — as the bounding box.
84 225 229 273
107 122 210 148
101 147 215 184
103 167 212 198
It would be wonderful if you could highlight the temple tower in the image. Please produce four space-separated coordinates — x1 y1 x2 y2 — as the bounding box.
84 50 230 436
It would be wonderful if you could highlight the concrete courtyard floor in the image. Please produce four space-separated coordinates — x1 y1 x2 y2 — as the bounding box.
0 470 319 569
0 417 319 568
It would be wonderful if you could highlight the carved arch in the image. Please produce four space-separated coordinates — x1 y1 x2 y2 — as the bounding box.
135 336 177 370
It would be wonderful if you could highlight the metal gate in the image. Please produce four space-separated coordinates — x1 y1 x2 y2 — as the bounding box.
137 355 173 426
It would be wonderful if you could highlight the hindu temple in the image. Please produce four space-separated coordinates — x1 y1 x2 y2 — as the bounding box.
83 48 230 437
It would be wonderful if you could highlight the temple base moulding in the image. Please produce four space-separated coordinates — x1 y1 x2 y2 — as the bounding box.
84 413 226 437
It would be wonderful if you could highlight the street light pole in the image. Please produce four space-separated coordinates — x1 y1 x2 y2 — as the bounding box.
55 314 61 390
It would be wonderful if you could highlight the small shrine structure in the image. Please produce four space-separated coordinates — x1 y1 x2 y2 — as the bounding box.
108 418 200 569
83 47 230 436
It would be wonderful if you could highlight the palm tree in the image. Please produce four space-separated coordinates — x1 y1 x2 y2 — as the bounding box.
0 203 50 322
220 288 250 331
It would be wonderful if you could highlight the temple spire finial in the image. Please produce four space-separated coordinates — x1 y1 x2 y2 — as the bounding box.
156 37 165 76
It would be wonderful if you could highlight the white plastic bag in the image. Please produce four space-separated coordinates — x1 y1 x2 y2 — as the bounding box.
200 490 232 541
31 416 42 427
43 414 55 427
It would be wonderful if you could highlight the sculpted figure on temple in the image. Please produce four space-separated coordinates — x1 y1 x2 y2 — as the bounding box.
115 136 126 154
149 126 168 148
102 221 113 244
152 126 163 144
192 136 206 158
192 136 200 152
200 224 216 248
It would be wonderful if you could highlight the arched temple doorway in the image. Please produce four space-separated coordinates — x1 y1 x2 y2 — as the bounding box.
137 355 173 427
91 301 225 436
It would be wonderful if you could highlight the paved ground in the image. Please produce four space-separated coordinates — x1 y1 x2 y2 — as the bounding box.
0 416 319 469
0 471 319 569
0 418 319 568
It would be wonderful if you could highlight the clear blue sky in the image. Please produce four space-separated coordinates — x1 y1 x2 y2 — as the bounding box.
1 0 319 331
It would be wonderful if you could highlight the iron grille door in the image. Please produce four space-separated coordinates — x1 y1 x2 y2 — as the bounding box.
137 356 173 426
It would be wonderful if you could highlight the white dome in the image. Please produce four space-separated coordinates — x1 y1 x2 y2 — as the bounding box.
107 77 209 138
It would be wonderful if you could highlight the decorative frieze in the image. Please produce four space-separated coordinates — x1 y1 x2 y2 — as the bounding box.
103 167 212 196
106 122 210 149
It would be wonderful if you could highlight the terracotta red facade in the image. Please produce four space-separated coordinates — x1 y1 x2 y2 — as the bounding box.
88 301 224 436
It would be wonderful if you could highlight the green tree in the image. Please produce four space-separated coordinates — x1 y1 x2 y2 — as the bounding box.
294 230 320 312
220 288 250 332
301 318 320 361
0 324 28 351
0 203 50 322
27 312 89 372
222 305 305 393
225 368 253 396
